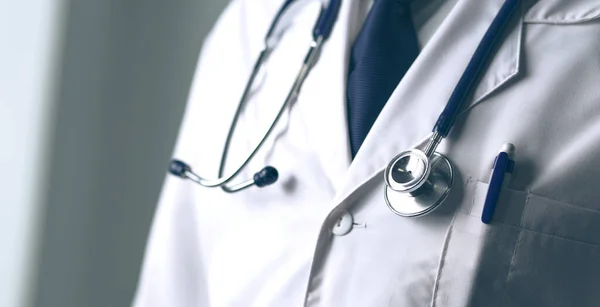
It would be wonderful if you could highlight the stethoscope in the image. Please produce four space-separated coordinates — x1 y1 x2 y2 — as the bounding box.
385 0 520 216
169 0 521 217
169 0 342 192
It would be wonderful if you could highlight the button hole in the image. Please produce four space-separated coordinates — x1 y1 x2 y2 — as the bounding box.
353 222 367 228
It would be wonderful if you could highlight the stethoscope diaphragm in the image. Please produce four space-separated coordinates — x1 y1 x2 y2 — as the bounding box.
384 151 453 217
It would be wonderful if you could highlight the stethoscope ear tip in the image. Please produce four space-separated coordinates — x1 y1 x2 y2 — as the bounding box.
169 159 191 178
254 166 279 187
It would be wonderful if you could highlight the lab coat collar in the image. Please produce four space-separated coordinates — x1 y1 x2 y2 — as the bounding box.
332 0 524 205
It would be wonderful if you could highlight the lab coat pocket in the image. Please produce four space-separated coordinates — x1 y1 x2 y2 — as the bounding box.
431 180 524 307
502 194 600 307
432 180 600 307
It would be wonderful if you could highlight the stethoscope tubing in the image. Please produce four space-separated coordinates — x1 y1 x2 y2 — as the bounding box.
420 0 521 158
218 37 326 192
433 0 520 139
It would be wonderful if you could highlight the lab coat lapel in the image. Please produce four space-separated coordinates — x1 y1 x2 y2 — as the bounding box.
333 0 524 204
296 0 361 192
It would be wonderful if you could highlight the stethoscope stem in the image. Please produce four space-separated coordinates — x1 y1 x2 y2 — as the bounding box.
220 179 255 193
423 132 443 158
169 160 234 188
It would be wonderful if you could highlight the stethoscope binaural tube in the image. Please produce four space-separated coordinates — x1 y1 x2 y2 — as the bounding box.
168 0 342 192
383 0 521 216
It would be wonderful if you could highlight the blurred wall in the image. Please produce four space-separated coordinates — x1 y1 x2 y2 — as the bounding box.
0 1 66 307
1 0 228 306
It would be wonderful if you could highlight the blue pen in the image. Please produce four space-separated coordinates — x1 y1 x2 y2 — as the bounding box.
482 143 516 224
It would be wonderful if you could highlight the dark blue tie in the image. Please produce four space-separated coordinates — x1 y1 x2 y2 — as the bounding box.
346 0 420 157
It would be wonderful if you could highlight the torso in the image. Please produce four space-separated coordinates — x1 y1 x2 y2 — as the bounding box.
134 1 600 306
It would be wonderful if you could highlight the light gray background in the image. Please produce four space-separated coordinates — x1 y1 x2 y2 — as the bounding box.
30 0 229 306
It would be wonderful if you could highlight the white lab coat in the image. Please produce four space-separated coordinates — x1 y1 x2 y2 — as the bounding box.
133 0 600 306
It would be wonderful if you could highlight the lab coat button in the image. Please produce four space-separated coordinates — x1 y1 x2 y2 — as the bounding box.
331 211 354 236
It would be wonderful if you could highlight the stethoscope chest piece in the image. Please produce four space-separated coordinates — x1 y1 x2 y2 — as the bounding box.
380 0 521 217
384 150 453 217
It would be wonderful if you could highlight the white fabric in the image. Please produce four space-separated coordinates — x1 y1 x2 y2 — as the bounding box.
133 0 600 306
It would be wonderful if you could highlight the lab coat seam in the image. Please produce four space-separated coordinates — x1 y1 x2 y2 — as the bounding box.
429 214 456 307
465 61 520 114
517 227 600 248
524 14 600 25
466 178 477 214
303 229 334 307
512 10 523 83
472 2 524 113
333 166 385 207
500 190 531 306
523 0 600 24
462 11 523 116
431 177 476 307
527 192 600 214
333 133 431 207
304 204 351 306
457 203 600 233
